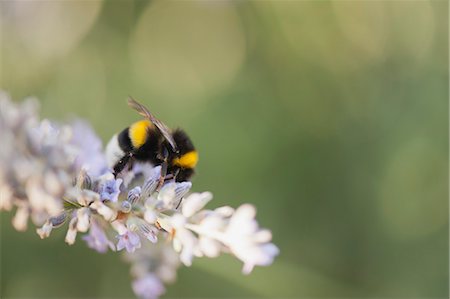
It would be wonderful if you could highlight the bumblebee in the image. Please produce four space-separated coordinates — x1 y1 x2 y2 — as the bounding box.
105 98 198 183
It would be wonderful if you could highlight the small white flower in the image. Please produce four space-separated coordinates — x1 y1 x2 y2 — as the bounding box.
116 230 142 253
127 217 158 244
144 209 157 224
65 217 78 245
36 212 68 239
77 189 99 207
156 181 191 210
26 176 62 216
181 192 213 218
127 186 142 205
12 205 29 232
198 236 221 258
43 170 65 197
121 186 142 213
138 223 158 243
76 207 90 232
90 200 117 221
214 205 235 217
36 220 53 239
141 166 161 199
224 204 279 274
0 181 13 211
168 213 197 266
83 220 115 253
240 243 279 275
198 211 227 232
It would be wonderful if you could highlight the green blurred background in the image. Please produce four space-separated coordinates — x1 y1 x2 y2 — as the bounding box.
1 0 448 298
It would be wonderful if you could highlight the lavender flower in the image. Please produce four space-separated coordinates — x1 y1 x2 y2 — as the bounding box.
65 217 78 245
76 207 90 232
159 193 280 272
0 93 77 230
117 230 142 253
36 220 53 239
132 274 165 299
141 166 161 199
1 93 279 299
127 186 142 206
154 181 192 211
224 204 280 274
83 220 115 253
70 120 108 177
36 212 67 239
99 176 122 202
125 241 180 299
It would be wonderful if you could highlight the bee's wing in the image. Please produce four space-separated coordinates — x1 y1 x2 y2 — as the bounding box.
127 97 178 151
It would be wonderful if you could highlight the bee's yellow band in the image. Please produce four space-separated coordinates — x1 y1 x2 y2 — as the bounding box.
130 120 152 148
173 151 198 169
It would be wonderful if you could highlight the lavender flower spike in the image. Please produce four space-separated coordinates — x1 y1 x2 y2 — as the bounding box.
2 93 279 299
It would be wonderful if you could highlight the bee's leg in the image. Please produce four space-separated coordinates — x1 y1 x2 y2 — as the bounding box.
163 173 174 181
113 152 133 178
163 169 179 182
156 147 169 191
157 160 168 191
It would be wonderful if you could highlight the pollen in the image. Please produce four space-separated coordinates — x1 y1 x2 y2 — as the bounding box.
116 211 129 221
170 228 177 240
130 120 152 148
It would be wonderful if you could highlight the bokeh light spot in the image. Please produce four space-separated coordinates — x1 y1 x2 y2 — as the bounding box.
130 1 246 102
2 1 103 62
